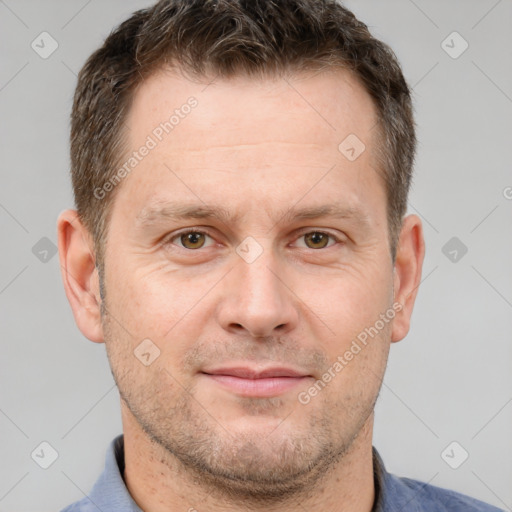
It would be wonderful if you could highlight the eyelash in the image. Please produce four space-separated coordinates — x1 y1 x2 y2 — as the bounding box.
165 228 343 250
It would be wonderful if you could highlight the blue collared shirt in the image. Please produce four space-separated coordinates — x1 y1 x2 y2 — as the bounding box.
61 435 504 511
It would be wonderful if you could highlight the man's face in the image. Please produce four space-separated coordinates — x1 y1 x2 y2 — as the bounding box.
101 68 396 495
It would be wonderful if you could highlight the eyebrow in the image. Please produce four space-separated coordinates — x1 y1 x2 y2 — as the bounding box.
135 201 372 231
136 203 241 227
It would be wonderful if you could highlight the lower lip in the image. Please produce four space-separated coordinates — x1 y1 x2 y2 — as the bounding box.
203 374 310 398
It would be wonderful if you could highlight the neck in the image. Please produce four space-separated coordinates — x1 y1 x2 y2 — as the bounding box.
122 405 376 512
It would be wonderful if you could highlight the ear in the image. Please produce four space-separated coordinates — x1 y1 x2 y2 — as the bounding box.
391 214 425 343
57 210 104 343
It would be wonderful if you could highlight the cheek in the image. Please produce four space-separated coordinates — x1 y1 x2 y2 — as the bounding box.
298 261 393 337
104 265 229 385
106 261 212 337
315 319 391 411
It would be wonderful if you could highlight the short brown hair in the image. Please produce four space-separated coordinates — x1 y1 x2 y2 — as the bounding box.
70 0 415 264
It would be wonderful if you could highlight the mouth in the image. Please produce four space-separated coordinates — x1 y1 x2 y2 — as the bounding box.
200 366 313 398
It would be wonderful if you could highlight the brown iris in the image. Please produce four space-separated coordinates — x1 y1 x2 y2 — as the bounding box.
180 232 206 249
304 232 330 249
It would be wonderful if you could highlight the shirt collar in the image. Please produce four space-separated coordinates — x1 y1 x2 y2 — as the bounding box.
372 448 425 512
87 434 142 512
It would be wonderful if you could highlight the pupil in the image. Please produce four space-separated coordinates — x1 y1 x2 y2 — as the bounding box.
307 232 327 248
183 232 204 248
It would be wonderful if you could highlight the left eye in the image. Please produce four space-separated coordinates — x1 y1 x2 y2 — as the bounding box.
295 231 338 249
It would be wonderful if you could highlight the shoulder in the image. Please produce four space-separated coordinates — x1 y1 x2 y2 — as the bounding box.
59 500 98 512
390 474 505 511
373 449 504 512
59 435 142 512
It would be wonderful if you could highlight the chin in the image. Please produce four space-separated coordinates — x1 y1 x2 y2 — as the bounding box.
173 431 342 503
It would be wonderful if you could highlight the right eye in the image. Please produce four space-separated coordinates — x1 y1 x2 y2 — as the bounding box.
167 230 215 250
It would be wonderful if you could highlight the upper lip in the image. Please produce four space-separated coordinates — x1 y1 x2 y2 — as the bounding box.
202 366 309 379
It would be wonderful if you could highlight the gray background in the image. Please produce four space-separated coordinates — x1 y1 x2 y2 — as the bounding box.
1 0 511 511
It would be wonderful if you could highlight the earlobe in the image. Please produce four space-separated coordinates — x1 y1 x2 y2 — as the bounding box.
390 214 425 343
57 210 104 343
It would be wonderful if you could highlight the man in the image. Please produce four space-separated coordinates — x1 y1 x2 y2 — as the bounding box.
57 0 502 510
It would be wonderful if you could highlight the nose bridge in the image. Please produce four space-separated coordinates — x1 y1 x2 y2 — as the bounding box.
218 241 298 337
240 250 281 303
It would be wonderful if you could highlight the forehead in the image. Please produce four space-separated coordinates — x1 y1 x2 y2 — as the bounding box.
114 66 384 224
126 66 377 150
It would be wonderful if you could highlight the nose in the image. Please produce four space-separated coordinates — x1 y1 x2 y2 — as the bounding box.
216 252 299 338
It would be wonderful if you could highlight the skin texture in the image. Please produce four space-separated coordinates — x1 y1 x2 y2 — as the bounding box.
58 67 425 512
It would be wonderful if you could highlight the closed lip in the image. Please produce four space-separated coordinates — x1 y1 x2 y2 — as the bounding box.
201 366 310 379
